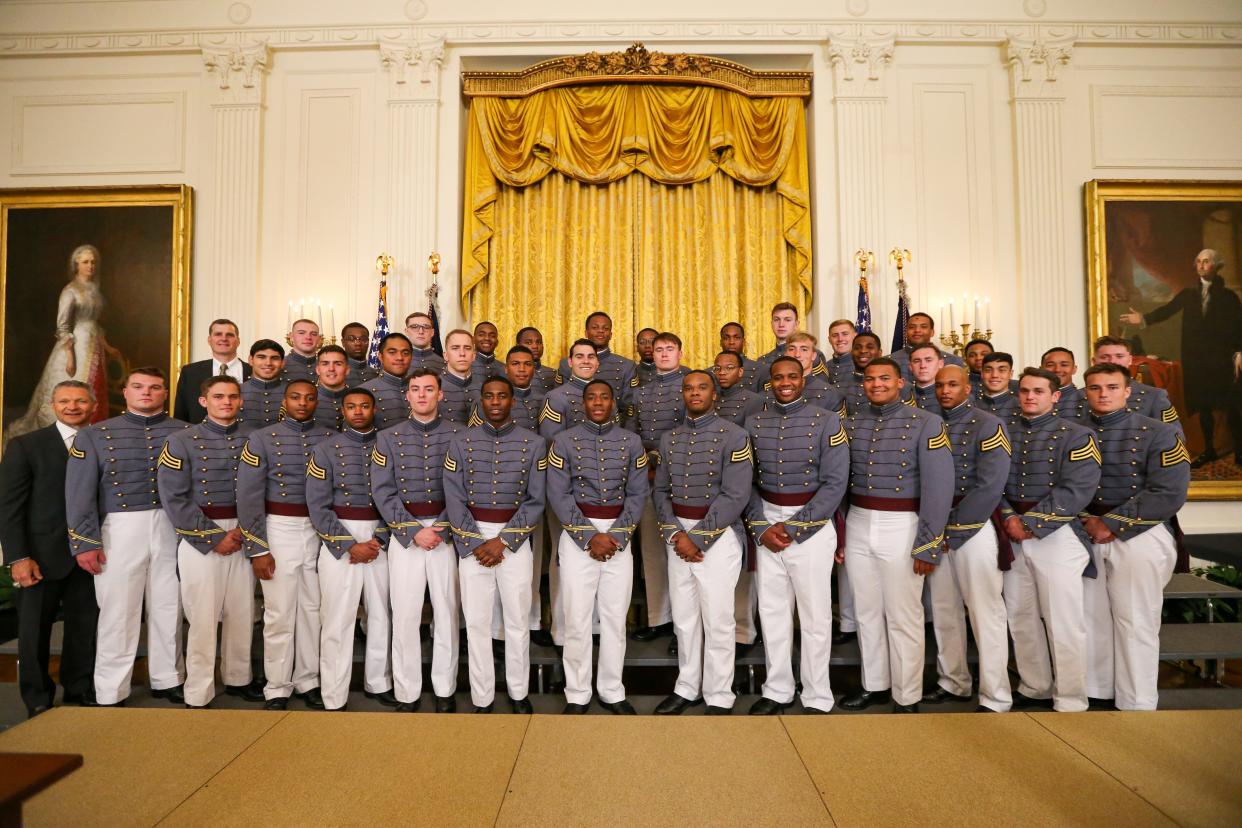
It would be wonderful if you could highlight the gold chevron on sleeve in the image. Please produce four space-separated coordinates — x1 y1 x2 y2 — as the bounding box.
537 456 548 471
980 424 1012 455
546 445 564 469
156 444 182 470
812 362 827 376
467 410 483 427
1069 436 1103 465
306 457 327 480
903 396 917 407
68 441 86 459
370 448 388 467
539 400 561 424
730 443 754 464
240 445 262 467
1161 436 1191 468
829 427 848 447
629 376 639 387
443 454 459 473
1161 406 1180 423
636 451 649 469
927 424 950 451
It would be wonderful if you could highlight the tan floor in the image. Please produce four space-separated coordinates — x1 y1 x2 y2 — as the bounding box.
3 708 1240 826
1029 710 1242 828
497 717 831 827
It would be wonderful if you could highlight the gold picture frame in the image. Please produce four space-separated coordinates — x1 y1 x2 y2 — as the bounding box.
1085 179 1242 501
1 185 192 449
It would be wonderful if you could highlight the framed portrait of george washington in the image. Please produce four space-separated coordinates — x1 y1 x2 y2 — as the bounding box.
1085 179 1242 501
0 185 192 450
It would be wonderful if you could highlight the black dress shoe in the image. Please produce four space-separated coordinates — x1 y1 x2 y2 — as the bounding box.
705 705 732 716
510 697 533 714
395 700 421 713
562 702 589 714
598 699 636 715
1012 691 1054 710
630 622 674 642
474 703 494 714
365 689 400 707
81 696 124 708
1087 697 1116 711
654 693 703 715
28 705 51 718
922 687 972 704
832 630 857 645
530 630 555 648
749 697 792 715
1190 451 1219 469
264 697 289 710
840 689 891 711
225 681 266 703
151 685 185 704
295 688 325 710
893 702 919 714
801 706 830 715
434 695 457 713
975 705 999 712
668 637 678 656
185 702 210 710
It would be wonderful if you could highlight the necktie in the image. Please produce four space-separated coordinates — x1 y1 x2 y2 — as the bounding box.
64 430 76 451
219 362 229 377
1202 283 1210 316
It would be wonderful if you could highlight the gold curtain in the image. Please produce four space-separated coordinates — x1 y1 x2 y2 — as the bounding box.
462 83 811 367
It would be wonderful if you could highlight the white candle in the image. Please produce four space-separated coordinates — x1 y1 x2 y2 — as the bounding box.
315 300 322 328
939 305 945 332
985 298 991 330
328 304 336 338
287 300 293 331
974 298 980 332
949 301 955 330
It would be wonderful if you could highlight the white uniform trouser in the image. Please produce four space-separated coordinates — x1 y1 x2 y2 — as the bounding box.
493 519 550 638
837 560 857 633
318 518 392 711
178 518 255 707
559 518 633 705
846 507 925 707
1004 525 1089 713
1083 548 1113 700
929 525 1012 711
1098 524 1176 711
757 502 836 712
639 498 672 627
459 521 532 707
94 509 184 704
668 516 742 709
259 515 321 700
734 569 757 644
389 526 460 702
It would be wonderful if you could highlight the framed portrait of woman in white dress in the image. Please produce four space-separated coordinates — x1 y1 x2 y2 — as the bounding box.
0 185 192 448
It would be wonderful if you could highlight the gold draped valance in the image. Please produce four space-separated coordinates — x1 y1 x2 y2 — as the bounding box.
462 83 812 300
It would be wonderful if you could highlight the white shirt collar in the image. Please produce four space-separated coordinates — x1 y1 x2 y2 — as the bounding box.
54 420 79 445
215 356 241 370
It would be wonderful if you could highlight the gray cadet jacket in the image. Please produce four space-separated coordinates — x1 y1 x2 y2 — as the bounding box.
305 428 388 559
155 419 245 554
546 420 649 551
652 412 753 551
1084 409 1189 541
235 417 335 556
360 372 411 431
940 401 1012 550
370 416 463 548
1000 411 1102 544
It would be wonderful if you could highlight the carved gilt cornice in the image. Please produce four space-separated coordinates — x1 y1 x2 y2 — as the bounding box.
461 43 811 98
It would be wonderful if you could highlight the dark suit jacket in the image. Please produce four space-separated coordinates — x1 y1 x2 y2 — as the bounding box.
0 425 75 580
173 359 252 423
1144 276 1242 411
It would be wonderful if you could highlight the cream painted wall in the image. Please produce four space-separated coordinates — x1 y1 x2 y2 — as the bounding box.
1 0 1241 532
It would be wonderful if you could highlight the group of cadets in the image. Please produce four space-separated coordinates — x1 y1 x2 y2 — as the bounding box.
54 301 1189 715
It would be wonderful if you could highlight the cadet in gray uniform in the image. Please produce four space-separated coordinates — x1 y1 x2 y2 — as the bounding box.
281 318 322 384
1043 347 1088 422
754 302 828 390
472 321 503 378
720 322 764 391
1079 364 1190 711
635 328 658 387
924 365 1013 713
306 388 394 712
360 332 414 431
766 332 846 415
546 379 648 715
745 356 850 715
404 312 447 376
964 338 994 397
652 371 753 716
469 346 544 432
977 352 1021 424
157 375 261 708
238 338 287 433
66 367 188 706
840 331 884 416
372 369 463 714
1092 336 1181 428
439 329 482 425
630 332 689 648
556 312 638 405
312 345 350 431
1001 367 1102 713
825 319 857 387
341 322 379 387
236 380 335 710
516 327 557 395
840 357 953 713
908 343 943 411
444 376 546 714
885 312 965 383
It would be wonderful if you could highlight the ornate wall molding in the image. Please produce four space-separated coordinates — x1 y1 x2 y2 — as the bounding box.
1006 36 1074 99
379 36 445 100
201 43 270 105
827 33 894 84
1 20 1239 56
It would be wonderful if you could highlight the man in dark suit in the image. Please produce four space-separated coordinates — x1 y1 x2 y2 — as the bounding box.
173 318 252 423
0 380 99 717
1122 249 1242 467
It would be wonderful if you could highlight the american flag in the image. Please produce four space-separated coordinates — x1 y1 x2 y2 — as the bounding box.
366 279 389 369
856 274 872 333
891 283 910 353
